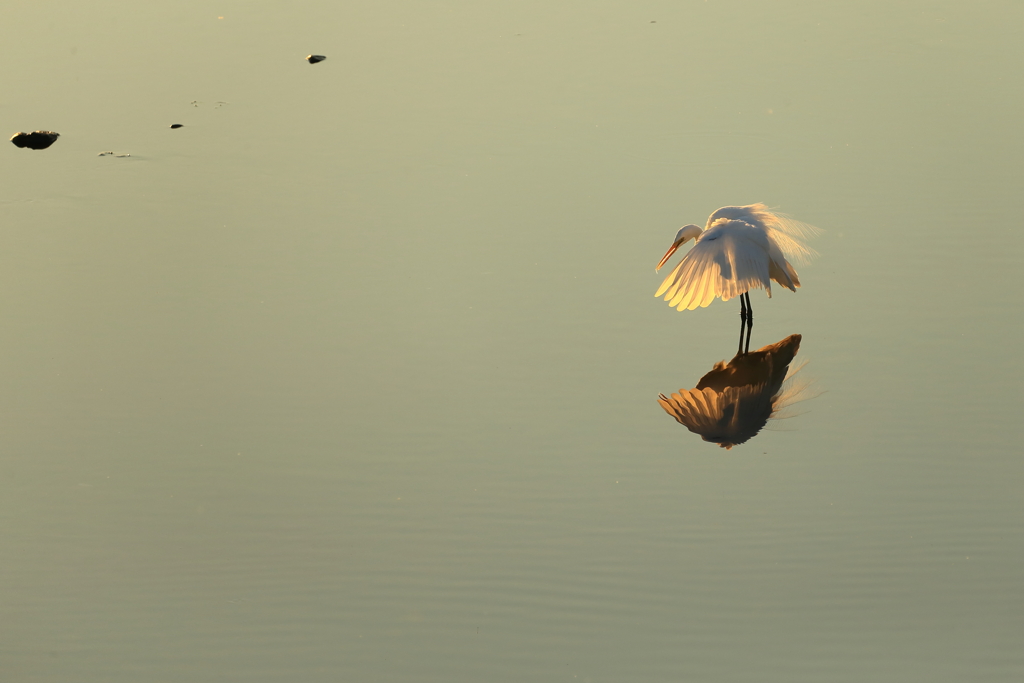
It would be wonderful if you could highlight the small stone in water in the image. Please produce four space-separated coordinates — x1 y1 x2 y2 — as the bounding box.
170 124 183 129
10 130 60 150
307 54 326 64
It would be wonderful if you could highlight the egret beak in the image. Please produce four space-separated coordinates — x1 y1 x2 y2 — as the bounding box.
656 238 684 272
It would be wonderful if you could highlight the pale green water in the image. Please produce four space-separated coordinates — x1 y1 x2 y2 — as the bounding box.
2 2 1022 681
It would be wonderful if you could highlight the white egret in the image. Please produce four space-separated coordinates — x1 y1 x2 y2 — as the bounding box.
654 204 819 355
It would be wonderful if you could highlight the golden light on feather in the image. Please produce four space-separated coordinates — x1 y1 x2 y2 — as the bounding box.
655 204 820 354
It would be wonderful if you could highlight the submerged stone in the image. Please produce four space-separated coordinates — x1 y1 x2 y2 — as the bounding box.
10 131 60 150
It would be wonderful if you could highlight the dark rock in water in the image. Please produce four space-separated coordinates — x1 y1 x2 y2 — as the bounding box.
10 130 60 150
307 54 326 64
170 124 183 129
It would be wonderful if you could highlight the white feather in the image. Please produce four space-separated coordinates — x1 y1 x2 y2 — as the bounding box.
655 205 819 311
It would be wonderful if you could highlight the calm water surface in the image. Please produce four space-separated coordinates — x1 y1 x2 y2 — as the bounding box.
2 2 1022 681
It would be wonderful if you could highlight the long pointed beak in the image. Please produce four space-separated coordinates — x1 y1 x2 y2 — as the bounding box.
656 239 683 272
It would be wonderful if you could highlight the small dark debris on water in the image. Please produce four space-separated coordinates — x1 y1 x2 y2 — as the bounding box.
10 131 60 150
307 54 326 64
170 124 183 129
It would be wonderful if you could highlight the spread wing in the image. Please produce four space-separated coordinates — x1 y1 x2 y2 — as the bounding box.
658 385 773 449
654 220 773 310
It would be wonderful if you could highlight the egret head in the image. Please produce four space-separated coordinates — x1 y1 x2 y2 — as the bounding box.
656 224 702 271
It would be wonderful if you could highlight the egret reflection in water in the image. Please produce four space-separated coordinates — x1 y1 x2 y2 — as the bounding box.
657 334 811 449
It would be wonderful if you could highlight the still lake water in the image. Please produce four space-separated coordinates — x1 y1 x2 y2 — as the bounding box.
2 2 1022 681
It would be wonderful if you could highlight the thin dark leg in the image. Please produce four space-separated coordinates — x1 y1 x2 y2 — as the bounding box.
744 292 753 354
738 294 748 356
